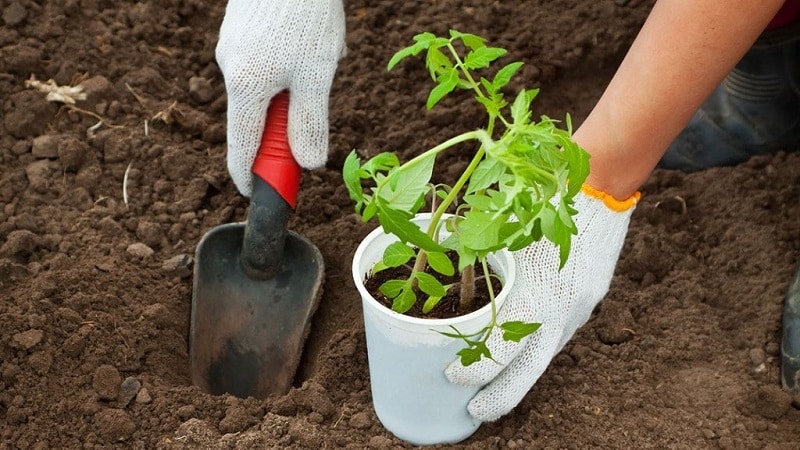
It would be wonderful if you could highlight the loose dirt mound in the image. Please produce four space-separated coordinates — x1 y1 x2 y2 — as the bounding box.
2 1 799 448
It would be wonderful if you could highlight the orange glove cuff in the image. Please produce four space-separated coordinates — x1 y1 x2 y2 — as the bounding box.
581 184 641 212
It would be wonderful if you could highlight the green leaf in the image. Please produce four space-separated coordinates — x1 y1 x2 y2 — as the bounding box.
392 288 417 314
414 272 446 297
378 152 435 210
379 279 406 298
382 242 415 267
342 151 364 205
422 295 443 314
362 202 377 222
492 61 524 90
426 47 452 80
459 210 505 252
371 259 388 274
456 341 492 366
450 30 486 50
426 251 455 276
362 152 399 176
463 193 493 211
387 33 435 70
377 207 446 253
427 68 459 109
510 89 532 125
466 155 506 194
464 46 507 70
500 321 541 342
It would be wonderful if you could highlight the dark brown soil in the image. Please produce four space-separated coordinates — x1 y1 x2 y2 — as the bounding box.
2 1 799 448
365 250 501 319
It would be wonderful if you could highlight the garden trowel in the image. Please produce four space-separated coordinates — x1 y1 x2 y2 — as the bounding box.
190 92 324 399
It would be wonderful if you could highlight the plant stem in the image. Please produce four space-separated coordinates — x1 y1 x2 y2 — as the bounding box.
459 264 475 310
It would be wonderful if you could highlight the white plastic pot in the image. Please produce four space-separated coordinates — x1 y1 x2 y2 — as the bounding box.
352 213 516 446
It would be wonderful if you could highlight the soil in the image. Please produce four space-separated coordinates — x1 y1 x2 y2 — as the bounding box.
365 250 501 320
2 0 800 449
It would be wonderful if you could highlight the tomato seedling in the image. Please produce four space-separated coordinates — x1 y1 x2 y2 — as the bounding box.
344 30 589 365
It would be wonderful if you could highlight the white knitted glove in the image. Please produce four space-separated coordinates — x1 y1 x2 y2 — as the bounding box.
445 186 640 422
216 0 345 196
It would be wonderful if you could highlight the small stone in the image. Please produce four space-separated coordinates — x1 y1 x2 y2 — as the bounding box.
134 388 152 404
119 377 141 407
93 365 122 401
11 329 43 350
126 243 154 258
162 254 192 275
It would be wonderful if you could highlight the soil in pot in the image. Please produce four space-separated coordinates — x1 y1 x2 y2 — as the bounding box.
364 250 503 319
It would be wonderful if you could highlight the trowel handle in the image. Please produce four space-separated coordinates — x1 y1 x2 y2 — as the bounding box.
241 91 300 279
252 91 301 208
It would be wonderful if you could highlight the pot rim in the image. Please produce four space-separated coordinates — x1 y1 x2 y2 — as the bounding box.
352 213 516 327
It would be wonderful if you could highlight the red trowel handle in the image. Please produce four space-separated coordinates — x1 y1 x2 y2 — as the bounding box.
240 91 300 280
252 91 301 209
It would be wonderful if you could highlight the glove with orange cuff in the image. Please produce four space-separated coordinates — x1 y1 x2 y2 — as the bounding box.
445 184 640 422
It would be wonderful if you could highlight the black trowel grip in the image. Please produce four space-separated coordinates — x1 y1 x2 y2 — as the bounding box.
240 92 300 279
240 177 293 279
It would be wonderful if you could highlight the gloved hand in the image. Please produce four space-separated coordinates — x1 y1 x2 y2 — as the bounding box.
215 0 346 196
445 185 640 422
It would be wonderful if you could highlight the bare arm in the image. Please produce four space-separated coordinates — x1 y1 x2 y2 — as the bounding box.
577 0 786 199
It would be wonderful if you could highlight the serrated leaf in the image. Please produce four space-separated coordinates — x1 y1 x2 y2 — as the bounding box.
510 89 532 125
378 152 435 210
492 61 524 90
342 151 364 205
463 193 493 211
378 207 446 253
426 47 452 80
501 321 541 342
382 241 415 267
451 30 486 50
427 68 459 109
362 152 399 176
459 210 505 251
464 47 507 70
456 342 492 366
426 251 455 276
466 155 506 194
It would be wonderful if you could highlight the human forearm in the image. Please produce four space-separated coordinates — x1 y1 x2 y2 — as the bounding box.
577 0 785 199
